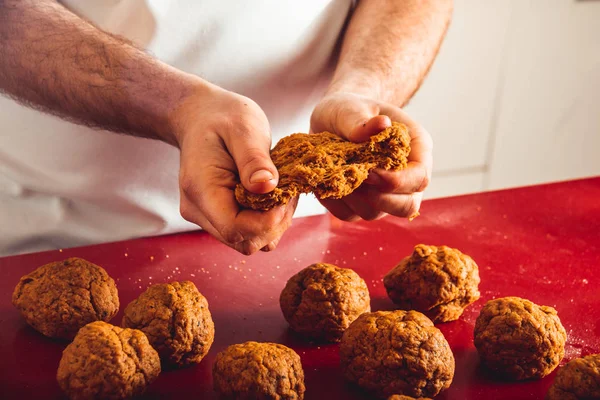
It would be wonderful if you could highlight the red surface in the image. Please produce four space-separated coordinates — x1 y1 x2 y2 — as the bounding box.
1 178 600 400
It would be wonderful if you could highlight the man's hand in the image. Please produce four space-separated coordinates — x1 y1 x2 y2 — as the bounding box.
311 92 433 222
175 85 297 255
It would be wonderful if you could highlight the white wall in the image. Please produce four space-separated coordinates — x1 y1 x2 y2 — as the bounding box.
406 0 600 199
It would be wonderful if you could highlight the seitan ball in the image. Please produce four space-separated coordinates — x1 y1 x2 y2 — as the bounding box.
384 244 480 323
280 263 370 342
340 310 454 399
213 341 305 400
122 281 215 367
57 321 160 400
12 257 119 340
546 354 600 400
474 296 567 380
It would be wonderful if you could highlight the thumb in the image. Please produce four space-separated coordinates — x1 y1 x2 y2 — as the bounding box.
224 128 279 195
311 95 392 143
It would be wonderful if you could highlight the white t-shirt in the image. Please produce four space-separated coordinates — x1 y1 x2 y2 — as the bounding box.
0 0 353 256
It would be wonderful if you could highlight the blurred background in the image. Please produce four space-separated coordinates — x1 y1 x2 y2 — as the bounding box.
407 0 600 199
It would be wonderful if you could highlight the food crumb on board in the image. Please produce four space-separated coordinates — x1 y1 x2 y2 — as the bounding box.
59 249 63 253
149 256 154 261
166 254 169 258
379 247 383 251
190 274 195 277
363 252 367 256
241 260 246 264
583 279 589 284
124 253 128 257
276 265 280 269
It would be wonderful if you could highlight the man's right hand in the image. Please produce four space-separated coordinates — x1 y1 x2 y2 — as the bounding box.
173 84 297 255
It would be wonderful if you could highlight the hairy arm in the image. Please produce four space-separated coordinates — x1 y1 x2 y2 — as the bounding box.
328 0 453 106
0 0 203 145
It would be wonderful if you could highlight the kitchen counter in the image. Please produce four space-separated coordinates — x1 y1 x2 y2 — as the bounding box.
1 177 599 399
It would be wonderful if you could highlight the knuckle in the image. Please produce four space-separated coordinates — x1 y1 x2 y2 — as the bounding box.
236 238 262 256
221 225 244 245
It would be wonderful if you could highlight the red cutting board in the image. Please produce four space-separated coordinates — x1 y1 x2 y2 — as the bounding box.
1 178 599 400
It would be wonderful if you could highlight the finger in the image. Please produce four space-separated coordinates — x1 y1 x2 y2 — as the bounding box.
379 103 433 165
260 238 280 252
180 139 291 253
182 190 293 255
319 198 360 222
348 115 392 142
311 94 385 143
340 188 385 221
371 191 423 219
259 196 298 252
365 162 430 194
377 104 433 189
222 116 278 195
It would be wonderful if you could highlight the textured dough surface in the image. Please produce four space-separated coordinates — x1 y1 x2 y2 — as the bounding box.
340 310 454 398
474 296 567 380
57 321 160 400
235 122 411 210
384 244 480 323
546 354 600 399
213 341 305 400
280 263 370 342
12 257 119 340
122 281 215 367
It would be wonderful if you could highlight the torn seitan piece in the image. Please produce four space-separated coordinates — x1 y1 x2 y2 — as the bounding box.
235 122 411 210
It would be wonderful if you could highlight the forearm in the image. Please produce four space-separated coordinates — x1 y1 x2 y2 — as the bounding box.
0 0 204 145
328 0 453 106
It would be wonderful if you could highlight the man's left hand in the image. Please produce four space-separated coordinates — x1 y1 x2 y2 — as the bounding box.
310 92 433 221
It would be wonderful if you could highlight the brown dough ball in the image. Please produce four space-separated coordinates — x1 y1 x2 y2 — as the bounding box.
12 257 119 340
474 296 567 380
57 321 160 400
388 396 432 400
546 354 600 400
384 244 480 323
122 281 215 367
340 310 454 399
279 263 370 342
213 341 305 400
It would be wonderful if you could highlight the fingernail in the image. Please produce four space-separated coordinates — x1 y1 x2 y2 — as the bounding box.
250 170 274 184
365 172 382 186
